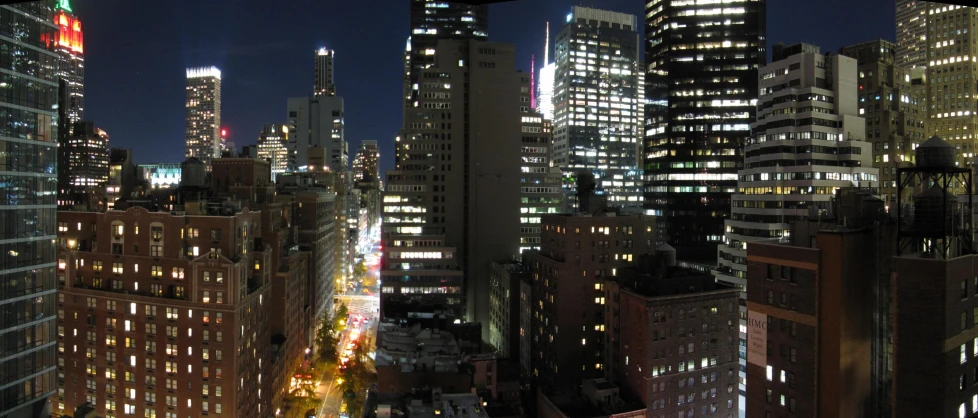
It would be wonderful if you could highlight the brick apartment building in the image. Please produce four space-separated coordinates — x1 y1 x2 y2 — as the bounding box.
55 204 272 417
526 210 657 389
745 228 878 418
891 253 978 418
605 253 741 417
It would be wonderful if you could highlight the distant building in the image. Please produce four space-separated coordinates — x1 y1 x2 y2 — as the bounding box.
51 0 85 134
895 0 927 69
353 140 380 182
553 7 644 211
839 39 927 208
59 121 109 210
185 66 222 167
256 124 290 180
518 114 563 253
106 148 136 210
286 95 346 172
315 47 336 97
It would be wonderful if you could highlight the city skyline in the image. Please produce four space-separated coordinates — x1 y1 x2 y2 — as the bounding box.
73 0 894 172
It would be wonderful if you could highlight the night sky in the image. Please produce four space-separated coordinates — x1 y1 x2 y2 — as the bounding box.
73 0 895 173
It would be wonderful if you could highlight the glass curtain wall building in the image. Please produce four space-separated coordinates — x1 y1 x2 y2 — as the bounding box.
552 6 644 211
0 1 60 417
643 0 766 259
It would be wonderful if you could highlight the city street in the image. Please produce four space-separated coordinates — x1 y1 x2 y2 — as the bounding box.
314 231 381 418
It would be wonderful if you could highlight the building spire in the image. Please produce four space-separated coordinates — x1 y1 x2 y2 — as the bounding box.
544 21 550 65
57 0 72 12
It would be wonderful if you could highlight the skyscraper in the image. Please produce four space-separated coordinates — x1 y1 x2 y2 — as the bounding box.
839 40 927 208
315 47 336 97
896 0 928 69
715 43 878 412
536 22 555 121
0 2 59 416
644 0 766 259
404 0 489 108
921 3 978 182
286 49 347 172
552 7 644 212
256 124 290 180
185 66 222 167
383 39 525 336
518 114 563 253
51 0 84 135
353 140 380 182
57 121 109 209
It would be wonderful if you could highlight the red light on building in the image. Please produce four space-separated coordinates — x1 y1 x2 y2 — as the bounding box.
53 11 83 54
221 128 228 139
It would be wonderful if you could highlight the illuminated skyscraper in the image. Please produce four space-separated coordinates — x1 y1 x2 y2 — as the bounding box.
896 0 927 69
287 49 347 172
644 0 766 259
353 140 380 182
58 121 109 209
553 7 644 211
384 39 525 335
185 66 222 167
256 124 289 180
518 114 563 252
536 22 555 121
51 0 83 135
404 0 489 108
921 3 978 185
315 47 336 97
0 2 59 417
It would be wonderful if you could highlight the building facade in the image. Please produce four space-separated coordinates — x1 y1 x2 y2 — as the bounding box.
58 120 109 210
0 2 60 417
51 0 84 135
605 256 741 417
552 6 644 211
315 47 336 97
488 259 530 360
404 0 488 108
257 124 290 181
519 114 563 253
839 39 927 207
527 212 657 390
644 0 766 258
383 39 525 334
921 3 978 181
185 66 222 167
353 140 380 182
286 95 346 173
715 43 877 408
895 0 927 69
54 206 272 418
380 235 464 321
745 228 879 418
